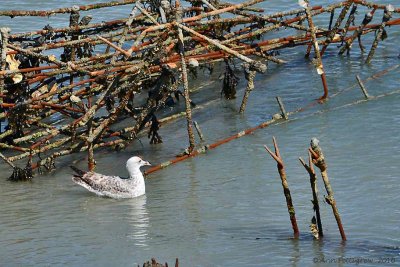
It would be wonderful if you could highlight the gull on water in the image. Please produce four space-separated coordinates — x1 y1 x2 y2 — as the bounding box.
71 156 151 199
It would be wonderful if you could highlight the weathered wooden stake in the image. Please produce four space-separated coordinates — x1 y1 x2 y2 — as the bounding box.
299 152 323 238
239 63 256 113
276 96 288 120
264 136 299 239
366 5 394 64
356 75 370 99
309 137 346 241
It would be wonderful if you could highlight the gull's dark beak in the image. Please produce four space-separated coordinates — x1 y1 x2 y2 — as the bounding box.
143 161 151 166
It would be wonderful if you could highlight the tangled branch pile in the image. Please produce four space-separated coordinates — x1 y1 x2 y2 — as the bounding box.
0 0 398 179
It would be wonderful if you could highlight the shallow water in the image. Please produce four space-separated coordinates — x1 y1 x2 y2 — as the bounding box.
1 1 400 266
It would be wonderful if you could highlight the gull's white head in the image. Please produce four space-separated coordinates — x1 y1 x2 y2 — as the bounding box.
126 156 151 177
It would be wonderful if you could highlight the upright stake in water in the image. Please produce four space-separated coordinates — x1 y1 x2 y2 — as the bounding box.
299 152 323 238
193 121 205 142
309 137 346 241
276 96 288 120
239 63 256 114
264 137 300 239
301 0 329 102
176 0 196 153
356 75 370 99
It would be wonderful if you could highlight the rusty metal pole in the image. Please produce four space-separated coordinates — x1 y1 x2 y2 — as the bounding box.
356 75 370 99
302 0 329 102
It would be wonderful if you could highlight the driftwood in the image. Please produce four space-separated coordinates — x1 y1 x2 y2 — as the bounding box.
309 138 346 241
264 137 300 239
299 152 323 239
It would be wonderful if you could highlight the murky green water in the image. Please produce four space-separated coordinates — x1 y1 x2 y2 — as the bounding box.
1 1 400 266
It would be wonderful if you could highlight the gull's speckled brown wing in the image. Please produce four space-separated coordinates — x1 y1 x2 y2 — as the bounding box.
78 172 131 194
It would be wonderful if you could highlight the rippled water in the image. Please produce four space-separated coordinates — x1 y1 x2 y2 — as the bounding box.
1 1 400 266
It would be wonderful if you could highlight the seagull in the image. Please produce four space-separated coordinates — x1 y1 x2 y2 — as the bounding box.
71 156 151 199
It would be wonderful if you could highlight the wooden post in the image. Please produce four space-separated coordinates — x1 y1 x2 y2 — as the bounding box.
309 137 346 241
299 152 323 238
356 75 370 99
264 137 299 239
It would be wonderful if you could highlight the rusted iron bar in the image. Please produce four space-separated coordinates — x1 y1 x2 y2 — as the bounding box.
352 0 400 13
0 0 139 17
193 121 205 142
176 23 266 73
264 137 300 239
143 75 400 177
355 75 370 99
97 35 132 58
276 96 288 120
303 0 329 102
145 116 278 175
1 0 399 178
